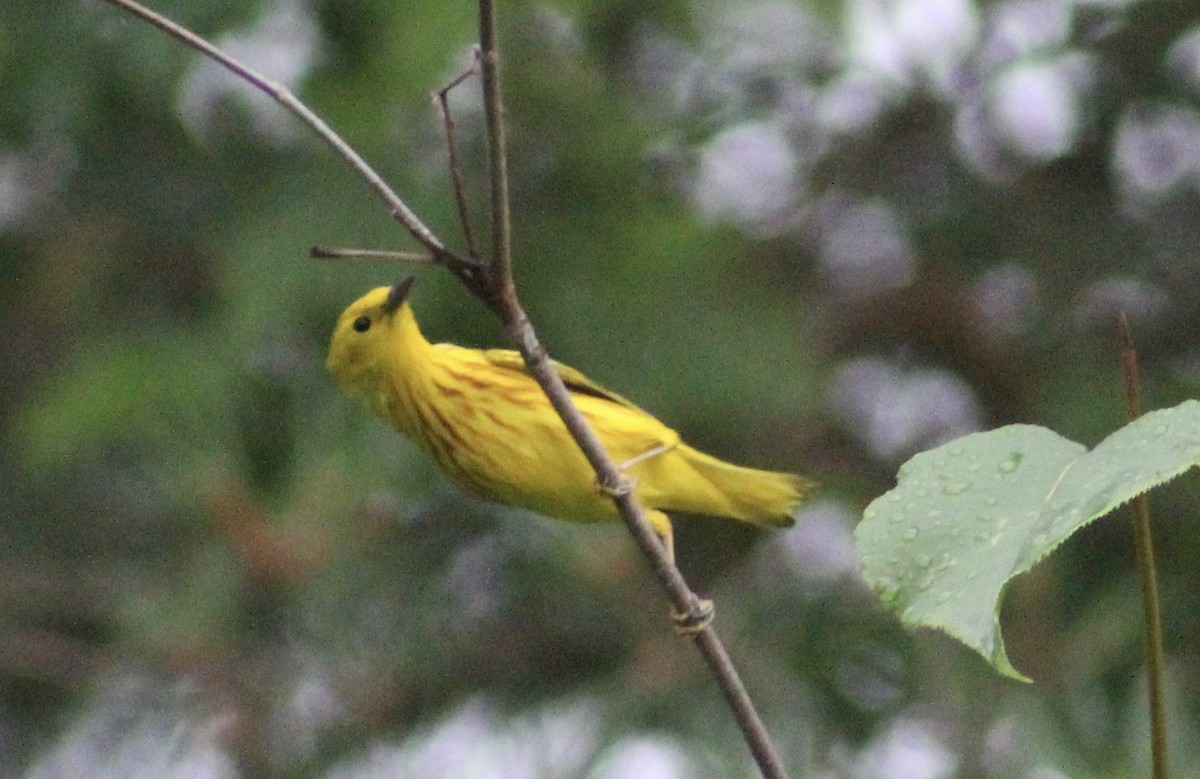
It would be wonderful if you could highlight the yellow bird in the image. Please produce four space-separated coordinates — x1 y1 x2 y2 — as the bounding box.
327 277 813 563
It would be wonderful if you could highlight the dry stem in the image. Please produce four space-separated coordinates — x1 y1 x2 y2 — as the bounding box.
99 2 792 776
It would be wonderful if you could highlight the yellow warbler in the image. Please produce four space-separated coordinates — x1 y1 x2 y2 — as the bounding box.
327 277 813 561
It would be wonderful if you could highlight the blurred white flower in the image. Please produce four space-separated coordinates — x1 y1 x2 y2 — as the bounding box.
1166 26 1200 96
592 736 697 779
978 0 1072 70
830 358 982 462
779 499 860 583
973 264 1042 338
854 718 957 779
816 198 914 296
1112 103 1200 205
989 55 1092 161
691 121 799 236
178 0 319 144
846 0 979 93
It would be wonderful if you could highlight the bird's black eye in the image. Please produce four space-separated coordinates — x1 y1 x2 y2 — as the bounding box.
352 316 371 333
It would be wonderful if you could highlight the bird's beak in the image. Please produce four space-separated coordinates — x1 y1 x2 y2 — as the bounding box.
382 276 415 316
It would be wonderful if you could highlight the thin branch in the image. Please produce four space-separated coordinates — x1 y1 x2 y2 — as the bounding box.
103 2 792 776
434 55 482 261
98 0 486 292
311 246 434 263
1117 312 1170 779
477 0 515 305
472 4 790 778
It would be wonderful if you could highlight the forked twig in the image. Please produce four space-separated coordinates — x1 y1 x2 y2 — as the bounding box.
100 2 791 776
470 6 789 776
434 55 482 261
98 0 486 295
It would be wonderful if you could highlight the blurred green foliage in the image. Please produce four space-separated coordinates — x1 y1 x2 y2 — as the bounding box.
3 0 1200 777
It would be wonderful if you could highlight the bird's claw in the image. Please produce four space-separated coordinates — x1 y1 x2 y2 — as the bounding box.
671 597 714 636
597 476 635 498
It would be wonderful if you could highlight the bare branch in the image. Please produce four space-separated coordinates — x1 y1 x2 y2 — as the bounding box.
311 246 434 264
103 1 793 775
477 0 514 304
471 3 791 778
99 0 484 289
434 53 482 261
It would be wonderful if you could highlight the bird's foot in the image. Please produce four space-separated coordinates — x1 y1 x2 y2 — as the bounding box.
596 475 636 498
671 597 714 636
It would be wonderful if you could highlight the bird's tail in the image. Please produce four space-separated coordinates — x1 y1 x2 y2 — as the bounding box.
665 444 815 526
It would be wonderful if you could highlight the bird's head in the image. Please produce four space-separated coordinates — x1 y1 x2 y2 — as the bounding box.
326 276 419 394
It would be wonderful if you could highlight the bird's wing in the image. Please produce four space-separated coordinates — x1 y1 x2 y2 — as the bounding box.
480 348 648 413
478 348 681 459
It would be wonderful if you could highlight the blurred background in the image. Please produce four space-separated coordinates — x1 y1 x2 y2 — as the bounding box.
3 0 1200 776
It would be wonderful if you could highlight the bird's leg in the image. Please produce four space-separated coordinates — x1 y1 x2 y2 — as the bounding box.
645 510 714 635
595 442 677 498
617 441 677 471
645 509 676 565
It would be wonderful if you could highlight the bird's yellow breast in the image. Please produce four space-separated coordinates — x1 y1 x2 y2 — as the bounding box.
391 345 663 523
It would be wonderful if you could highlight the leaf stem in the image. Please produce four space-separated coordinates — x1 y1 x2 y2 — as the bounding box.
1117 311 1170 779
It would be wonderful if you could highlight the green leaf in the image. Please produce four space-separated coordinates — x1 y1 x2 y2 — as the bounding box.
855 400 1200 681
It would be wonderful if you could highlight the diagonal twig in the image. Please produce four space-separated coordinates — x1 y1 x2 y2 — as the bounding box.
433 53 483 262
98 0 486 294
310 247 435 263
101 2 792 776
471 2 790 777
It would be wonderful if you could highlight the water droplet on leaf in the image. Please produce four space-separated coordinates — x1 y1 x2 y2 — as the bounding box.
877 580 900 602
998 453 1024 473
